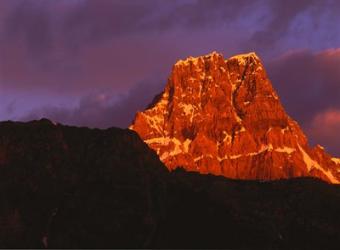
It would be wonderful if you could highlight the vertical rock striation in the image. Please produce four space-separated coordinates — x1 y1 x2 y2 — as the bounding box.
130 51 340 183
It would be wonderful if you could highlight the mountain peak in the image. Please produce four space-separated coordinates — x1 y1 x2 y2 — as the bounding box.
227 51 261 65
174 51 223 67
174 51 262 68
130 51 340 183
229 51 259 59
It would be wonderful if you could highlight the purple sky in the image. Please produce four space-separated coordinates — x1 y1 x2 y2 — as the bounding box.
0 0 340 155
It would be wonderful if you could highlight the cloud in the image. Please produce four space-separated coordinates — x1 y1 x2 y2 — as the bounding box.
21 79 164 128
0 0 162 94
244 0 340 54
267 49 340 124
0 0 339 95
248 0 319 49
266 49 340 155
13 46 340 156
308 109 340 155
0 0 340 154
0 0 254 95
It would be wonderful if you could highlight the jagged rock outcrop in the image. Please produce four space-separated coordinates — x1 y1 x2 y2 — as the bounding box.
130 51 340 183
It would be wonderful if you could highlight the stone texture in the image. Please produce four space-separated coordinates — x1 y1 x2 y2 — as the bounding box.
130 51 340 183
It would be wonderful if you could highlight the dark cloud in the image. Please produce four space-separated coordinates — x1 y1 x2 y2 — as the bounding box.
249 0 319 49
245 0 340 54
0 0 339 94
60 0 160 44
14 47 340 156
268 49 340 123
1 0 248 94
0 0 162 93
22 79 164 128
59 0 258 40
153 0 256 31
267 49 340 154
3 1 52 54
0 0 340 154
307 109 340 155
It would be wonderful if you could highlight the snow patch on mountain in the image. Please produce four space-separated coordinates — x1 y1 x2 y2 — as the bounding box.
130 51 340 184
298 144 339 183
228 52 259 65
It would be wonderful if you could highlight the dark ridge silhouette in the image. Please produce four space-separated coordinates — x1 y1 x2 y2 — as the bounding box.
0 119 339 249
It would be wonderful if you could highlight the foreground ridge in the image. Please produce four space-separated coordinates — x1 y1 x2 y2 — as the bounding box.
1 119 340 248
130 51 340 183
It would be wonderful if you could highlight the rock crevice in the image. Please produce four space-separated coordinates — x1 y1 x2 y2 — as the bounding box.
130 51 340 183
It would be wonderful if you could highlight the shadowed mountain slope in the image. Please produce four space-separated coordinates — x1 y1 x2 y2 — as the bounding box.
0 119 339 249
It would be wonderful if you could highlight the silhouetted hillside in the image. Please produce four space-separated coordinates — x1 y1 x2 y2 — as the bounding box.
0 119 339 249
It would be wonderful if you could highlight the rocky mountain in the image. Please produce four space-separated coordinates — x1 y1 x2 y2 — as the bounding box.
1 119 340 249
130 51 340 183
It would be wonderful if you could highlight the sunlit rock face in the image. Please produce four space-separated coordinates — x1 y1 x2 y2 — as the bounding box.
130 51 340 183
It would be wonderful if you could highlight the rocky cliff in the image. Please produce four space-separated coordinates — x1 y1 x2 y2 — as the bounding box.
130 51 340 183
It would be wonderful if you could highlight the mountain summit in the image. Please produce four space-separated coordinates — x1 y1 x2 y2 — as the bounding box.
130 51 340 183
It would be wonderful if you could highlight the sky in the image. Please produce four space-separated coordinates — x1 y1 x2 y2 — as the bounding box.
0 0 340 155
